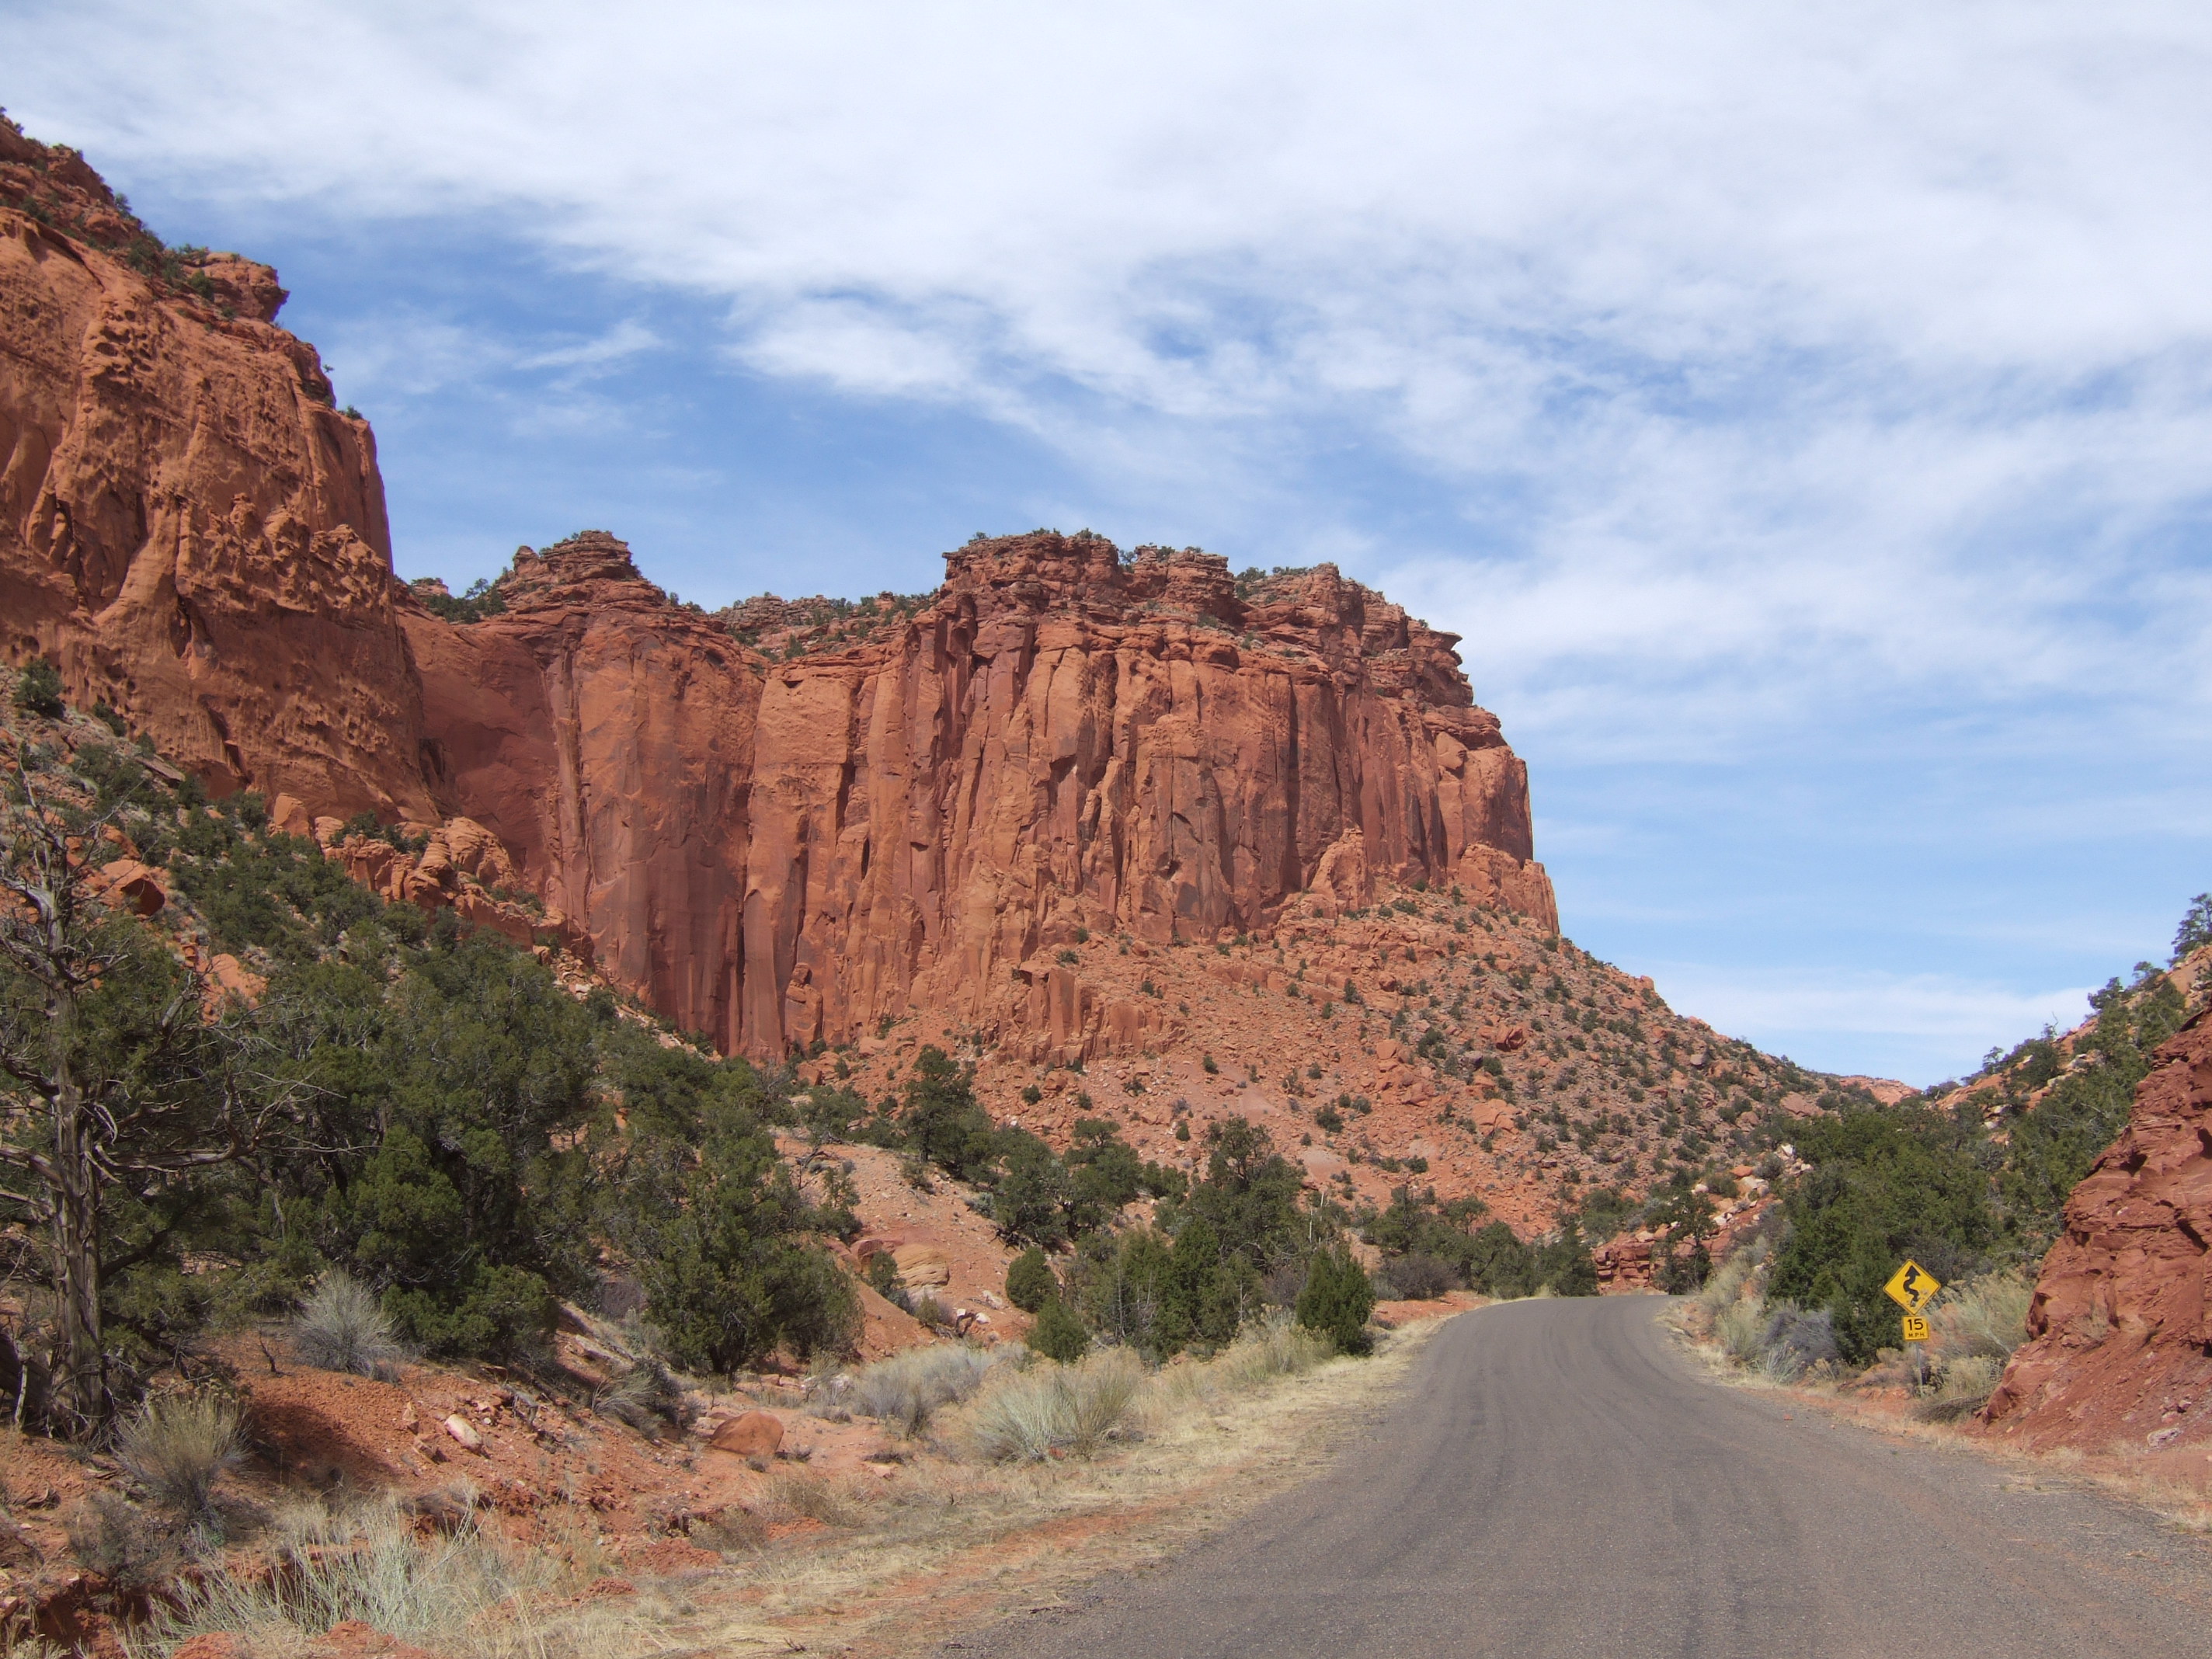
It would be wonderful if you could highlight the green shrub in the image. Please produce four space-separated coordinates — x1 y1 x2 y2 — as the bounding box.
2174 892 2212 962
1295 1247 1373 1355
1375 1254 1458 1299
1998 970 2182 1247
1028 1296 1090 1363
1006 1247 1056 1313
409 575 509 624
902 1045 997 1180
12 657 64 718
1768 1104 1998 1365
600 1031 858 1373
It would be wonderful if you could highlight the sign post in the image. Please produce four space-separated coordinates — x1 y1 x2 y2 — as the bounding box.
1884 1259 1943 1390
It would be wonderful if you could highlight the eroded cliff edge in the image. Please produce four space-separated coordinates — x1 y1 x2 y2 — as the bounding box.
0 122 1553 1059
412 530 1554 1057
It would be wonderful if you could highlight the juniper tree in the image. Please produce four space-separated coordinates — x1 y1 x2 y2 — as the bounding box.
0 745 270 1431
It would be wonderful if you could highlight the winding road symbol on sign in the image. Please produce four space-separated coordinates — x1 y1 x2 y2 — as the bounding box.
1884 1259 1942 1316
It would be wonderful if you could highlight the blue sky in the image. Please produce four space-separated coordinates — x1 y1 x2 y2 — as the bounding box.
11 2 2210 1083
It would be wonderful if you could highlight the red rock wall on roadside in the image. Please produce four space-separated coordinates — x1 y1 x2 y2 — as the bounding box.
0 129 1556 1061
1984 1007 2212 1452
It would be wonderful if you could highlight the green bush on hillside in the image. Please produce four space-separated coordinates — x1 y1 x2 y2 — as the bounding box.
1295 1246 1373 1355
1006 1247 1056 1313
12 658 64 718
1766 1104 1998 1365
0 749 861 1400
1026 1297 1090 1364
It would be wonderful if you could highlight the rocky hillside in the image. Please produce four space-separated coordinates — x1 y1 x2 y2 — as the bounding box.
812 872 1856 1236
1984 1003 2212 1455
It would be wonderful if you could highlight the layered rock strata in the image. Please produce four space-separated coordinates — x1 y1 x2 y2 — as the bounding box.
409 529 1556 1058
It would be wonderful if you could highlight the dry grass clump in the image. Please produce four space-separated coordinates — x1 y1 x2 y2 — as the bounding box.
760 1469 867 1528
292 1271 405 1378
116 1392 244 1522
134 1494 577 1659
965 1348 1146 1462
845 1343 1007 1435
1926 1269 2031 1363
590 1359 694 1440
67 1491 176 1590
1685 1233 1842 1382
1913 1353 2005 1421
1212 1315 1333 1389
964 1319 1331 1463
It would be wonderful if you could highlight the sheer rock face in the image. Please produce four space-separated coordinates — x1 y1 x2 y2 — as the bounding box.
1985 1008 2212 1452
410 529 1555 1057
402 534 763 1042
0 134 1554 1061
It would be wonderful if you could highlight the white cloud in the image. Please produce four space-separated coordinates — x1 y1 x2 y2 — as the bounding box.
1646 963 2095 1083
320 311 659 401
16 9 2210 702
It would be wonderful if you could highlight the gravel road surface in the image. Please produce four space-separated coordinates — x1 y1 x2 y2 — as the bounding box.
954 1296 2212 1658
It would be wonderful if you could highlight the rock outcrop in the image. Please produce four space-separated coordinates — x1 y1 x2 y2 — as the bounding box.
1984 1007 2212 1452
0 119 425 818
0 125 1555 1063
412 529 1554 1056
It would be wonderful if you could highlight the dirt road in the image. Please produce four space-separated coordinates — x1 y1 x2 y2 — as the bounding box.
954 1296 2212 1657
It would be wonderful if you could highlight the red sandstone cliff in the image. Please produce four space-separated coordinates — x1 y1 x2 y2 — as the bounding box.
407 528 1555 1057
1984 1007 2212 1454
0 127 1555 1062
0 119 428 817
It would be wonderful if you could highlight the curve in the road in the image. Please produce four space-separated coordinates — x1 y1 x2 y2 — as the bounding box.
956 1296 2212 1659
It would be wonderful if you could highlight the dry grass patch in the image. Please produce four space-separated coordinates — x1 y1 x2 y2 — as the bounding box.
964 1348 1146 1462
126 1492 666 1659
117 1392 244 1523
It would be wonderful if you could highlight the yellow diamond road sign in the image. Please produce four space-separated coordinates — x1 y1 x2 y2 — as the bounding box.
1884 1259 1942 1316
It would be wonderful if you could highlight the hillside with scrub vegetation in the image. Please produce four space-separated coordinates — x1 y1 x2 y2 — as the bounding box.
9 108 2206 1654
1679 898 2212 1431
0 628 1900 1654
0 660 1586 1654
